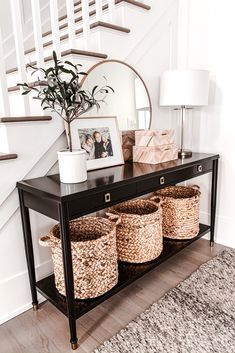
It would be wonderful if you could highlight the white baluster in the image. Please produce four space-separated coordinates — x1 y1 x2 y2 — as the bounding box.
108 0 115 22
66 0 76 48
96 0 103 21
10 0 30 115
31 0 44 79
0 29 10 116
49 0 61 59
81 0 91 50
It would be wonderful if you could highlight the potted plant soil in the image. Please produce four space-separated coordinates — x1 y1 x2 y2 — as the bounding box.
18 51 114 183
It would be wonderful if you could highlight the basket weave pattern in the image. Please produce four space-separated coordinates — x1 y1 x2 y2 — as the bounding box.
107 199 163 263
153 186 201 240
39 217 118 299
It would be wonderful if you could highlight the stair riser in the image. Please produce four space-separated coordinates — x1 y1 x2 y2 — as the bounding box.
0 132 65 231
0 116 64 204
6 47 105 89
0 125 9 153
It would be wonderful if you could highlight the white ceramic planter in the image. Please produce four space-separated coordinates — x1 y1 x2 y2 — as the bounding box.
57 149 87 183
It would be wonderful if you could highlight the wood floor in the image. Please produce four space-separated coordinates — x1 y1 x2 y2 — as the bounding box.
0 239 227 353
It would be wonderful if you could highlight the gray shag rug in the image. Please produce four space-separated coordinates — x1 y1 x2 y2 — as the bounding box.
93 249 235 353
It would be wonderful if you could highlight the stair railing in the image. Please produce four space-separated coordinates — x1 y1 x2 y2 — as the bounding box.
31 0 44 80
0 28 10 116
107 0 115 22
0 0 119 117
66 0 77 48
10 0 30 115
49 0 61 59
96 0 103 21
81 0 91 50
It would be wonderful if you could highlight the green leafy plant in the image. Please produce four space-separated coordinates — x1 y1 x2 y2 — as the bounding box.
18 51 114 152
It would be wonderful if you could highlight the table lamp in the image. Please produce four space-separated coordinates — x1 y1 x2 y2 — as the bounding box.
160 69 210 158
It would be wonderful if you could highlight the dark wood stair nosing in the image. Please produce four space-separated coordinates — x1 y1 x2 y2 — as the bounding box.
89 21 130 33
64 0 150 23
12 0 150 54
24 20 129 56
25 0 143 53
6 48 108 79
0 116 52 123
115 0 151 10
0 153 18 161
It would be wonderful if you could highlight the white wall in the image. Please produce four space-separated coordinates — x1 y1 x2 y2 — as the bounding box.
174 0 235 248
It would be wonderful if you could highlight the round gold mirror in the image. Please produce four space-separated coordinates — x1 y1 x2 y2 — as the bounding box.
81 60 152 131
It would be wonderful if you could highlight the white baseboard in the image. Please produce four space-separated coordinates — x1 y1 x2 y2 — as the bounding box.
0 259 53 325
0 296 46 325
200 211 235 248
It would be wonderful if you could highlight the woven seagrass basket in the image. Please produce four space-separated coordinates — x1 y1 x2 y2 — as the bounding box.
153 185 201 240
39 217 118 299
107 199 162 263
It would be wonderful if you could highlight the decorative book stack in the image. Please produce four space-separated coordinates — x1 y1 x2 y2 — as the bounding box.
133 129 178 164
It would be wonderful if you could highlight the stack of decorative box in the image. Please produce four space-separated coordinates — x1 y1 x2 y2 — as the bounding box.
122 130 135 161
133 129 178 164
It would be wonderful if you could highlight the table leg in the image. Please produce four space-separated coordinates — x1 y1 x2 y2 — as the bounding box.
210 159 219 247
18 189 38 309
58 203 78 350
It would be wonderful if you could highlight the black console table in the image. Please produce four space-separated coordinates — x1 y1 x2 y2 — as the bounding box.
17 152 219 350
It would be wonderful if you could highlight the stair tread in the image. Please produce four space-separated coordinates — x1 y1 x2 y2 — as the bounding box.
0 116 52 123
44 0 148 39
0 153 18 161
6 48 108 77
24 21 129 56
115 0 151 10
66 0 150 23
74 0 95 7
90 21 130 33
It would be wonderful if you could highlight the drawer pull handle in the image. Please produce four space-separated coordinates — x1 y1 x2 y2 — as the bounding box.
160 176 165 185
104 193 111 203
198 165 203 172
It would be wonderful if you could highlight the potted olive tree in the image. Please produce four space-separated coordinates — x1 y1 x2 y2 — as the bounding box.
18 51 113 183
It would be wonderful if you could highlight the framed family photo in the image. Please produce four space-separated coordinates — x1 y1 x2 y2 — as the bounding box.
71 116 124 171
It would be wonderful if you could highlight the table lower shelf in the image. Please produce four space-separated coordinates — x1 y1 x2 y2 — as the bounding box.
36 223 210 319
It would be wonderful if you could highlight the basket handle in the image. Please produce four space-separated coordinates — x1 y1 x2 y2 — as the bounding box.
190 184 201 196
106 213 121 226
190 184 200 190
150 196 162 206
39 235 53 248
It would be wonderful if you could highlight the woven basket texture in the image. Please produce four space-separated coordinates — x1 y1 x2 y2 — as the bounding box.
153 186 201 240
107 199 162 263
39 217 118 299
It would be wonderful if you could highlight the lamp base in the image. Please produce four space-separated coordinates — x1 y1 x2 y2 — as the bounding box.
178 149 192 159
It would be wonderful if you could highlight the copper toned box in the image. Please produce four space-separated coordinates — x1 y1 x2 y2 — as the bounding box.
122 130 135 161
133 144 178 164
135 129 175 147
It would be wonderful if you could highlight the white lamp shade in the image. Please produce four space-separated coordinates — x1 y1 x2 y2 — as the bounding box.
160 69 210 107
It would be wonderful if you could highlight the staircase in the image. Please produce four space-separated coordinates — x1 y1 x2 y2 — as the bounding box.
0 0 180 324
0 0 151 206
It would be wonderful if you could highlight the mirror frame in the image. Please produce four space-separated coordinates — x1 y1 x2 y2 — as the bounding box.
81 59 152 130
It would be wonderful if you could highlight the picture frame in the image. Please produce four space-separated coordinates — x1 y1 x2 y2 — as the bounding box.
71 116 124 171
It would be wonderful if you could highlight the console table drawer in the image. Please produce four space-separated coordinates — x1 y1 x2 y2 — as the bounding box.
68 183 137 217
137 160 213 194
